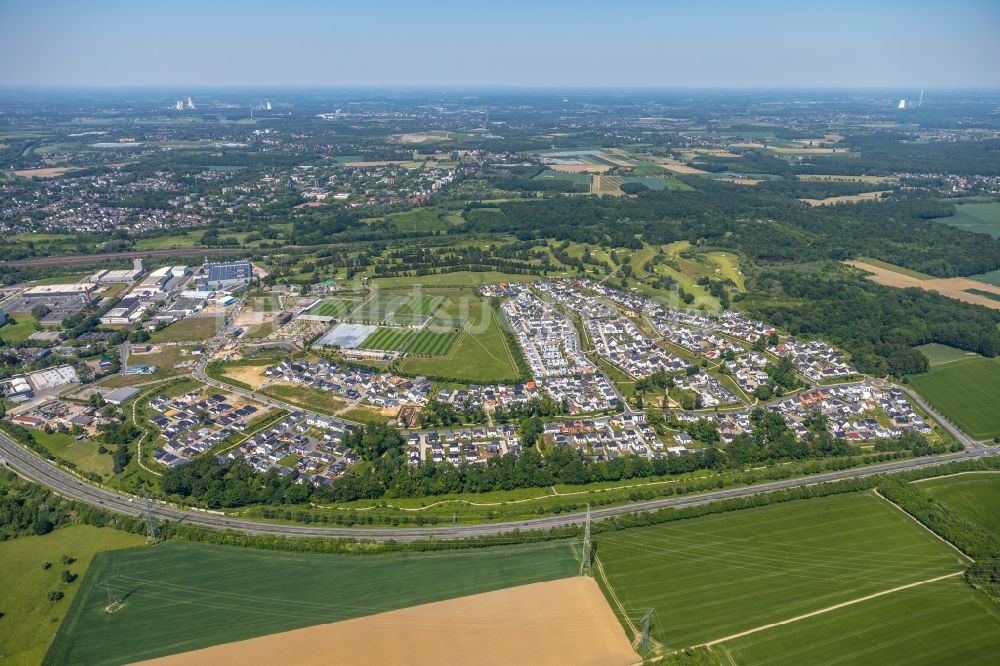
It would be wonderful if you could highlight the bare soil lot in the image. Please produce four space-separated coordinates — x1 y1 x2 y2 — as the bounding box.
139 577 638 666
798 174 899 184
224 364 271 389
550 163 612 173
648 157 708 174
801 191 890 206
718 177 761 186
14 166 77 178
343 160 407 167
848 260 1000 310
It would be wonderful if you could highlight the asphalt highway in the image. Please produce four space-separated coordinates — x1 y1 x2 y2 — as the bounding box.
2 428 994 542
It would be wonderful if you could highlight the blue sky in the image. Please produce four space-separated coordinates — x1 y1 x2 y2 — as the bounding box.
1 0 998 87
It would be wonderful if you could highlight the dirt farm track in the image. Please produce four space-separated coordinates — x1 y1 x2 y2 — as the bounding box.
138 577 639 666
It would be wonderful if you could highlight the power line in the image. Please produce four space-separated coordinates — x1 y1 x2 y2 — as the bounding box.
103 575 114 608
143 491 161 543
580 503 592 576
639 608 653 654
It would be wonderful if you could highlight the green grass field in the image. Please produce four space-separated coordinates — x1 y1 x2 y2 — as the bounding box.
913 343 980 366
634 241 719 306
0 316 39 343
100 345 194 387
45 539 578 665
309 297 357 318
392 295 444 319
373 271 538 288
935 202 1000 238
28 429 113 480
852 257 934 280
149 316 223 343
908 356 1000 439
359 326 413 351
387 208 448 232
399 296 521 381
133 231 202 250
705 251 745 290
0 526 144 666
346 292 406 323
718 577 1000 666
917 472 1000 534
262 383 347 415
597 491 966 649
964 287 1000 303
969 268 1000 286
532 169 593 186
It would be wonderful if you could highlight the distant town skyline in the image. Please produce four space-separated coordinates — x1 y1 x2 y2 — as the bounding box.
1 0 998 88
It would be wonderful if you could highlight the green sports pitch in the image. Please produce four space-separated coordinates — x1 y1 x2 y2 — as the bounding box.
347 293 444 325
45 539 578 665
402 329 458 355
392 295 445 318
596 491 966 650
359 326 458 356
358 326 413 351
308 297 357 318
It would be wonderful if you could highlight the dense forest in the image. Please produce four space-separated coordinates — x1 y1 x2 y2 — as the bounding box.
457 184 1000 277
747 265 1000 375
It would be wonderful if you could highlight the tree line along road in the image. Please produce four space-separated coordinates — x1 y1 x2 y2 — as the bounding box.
1 427 996 542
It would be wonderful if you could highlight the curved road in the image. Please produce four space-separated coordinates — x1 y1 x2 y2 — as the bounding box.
1 428 994 542
3 295 993 542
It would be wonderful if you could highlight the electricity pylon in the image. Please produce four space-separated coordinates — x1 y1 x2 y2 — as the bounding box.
580 504 592 576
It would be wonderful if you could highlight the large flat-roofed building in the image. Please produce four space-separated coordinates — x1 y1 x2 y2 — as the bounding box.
22 283 97 298
88 259 146 285
197 260 253 289
99 268 143 283
104 386 140 405
28 365 79 391
0 376 33 402
99 296 147 325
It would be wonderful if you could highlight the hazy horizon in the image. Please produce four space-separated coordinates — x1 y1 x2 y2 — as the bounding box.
2 0 998 88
